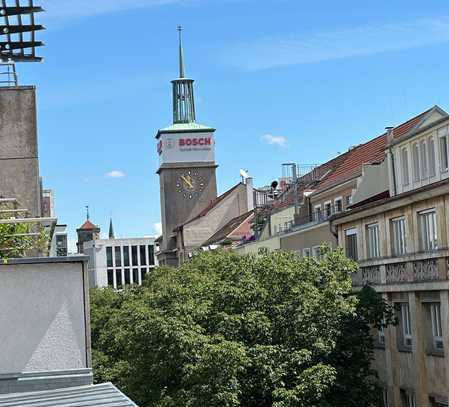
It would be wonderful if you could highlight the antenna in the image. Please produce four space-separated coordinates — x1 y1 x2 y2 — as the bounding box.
240 169 250 183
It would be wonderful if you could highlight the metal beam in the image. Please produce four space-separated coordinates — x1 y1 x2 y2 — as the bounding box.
0 6 43 17
0 24 44 34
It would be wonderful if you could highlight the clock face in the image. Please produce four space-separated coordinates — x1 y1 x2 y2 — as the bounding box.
176 170 206 199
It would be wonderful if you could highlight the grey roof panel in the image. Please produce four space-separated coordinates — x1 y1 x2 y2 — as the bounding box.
0 383 138 407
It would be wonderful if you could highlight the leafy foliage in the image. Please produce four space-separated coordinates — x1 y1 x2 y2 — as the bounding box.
0 211 47 260
91 249 393 407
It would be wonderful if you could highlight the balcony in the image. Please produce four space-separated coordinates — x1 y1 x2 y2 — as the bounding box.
352 249 449 287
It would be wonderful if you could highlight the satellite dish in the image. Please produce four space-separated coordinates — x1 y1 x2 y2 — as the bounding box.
271 181 279 189
240 169 250 180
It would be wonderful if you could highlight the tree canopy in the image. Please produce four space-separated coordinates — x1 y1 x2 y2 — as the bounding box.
91 248 394 407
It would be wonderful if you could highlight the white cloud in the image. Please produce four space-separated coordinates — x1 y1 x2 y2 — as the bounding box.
223 15 449 70
262 134 288 147
106 170 126 179
153 222 162 236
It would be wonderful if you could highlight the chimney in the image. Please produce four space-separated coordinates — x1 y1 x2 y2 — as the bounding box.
386 126 394 145
246 177 254 211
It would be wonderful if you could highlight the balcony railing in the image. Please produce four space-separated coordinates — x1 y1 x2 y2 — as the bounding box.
352 250 449 287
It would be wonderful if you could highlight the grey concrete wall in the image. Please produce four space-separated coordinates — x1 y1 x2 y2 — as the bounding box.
0 258 90 375
0 86 41 216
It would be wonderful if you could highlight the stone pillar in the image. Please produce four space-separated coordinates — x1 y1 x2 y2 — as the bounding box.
385 293 401 406
440 291 449 405
409 292 429 407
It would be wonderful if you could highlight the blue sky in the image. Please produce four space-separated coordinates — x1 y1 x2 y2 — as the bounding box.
18 0 449 249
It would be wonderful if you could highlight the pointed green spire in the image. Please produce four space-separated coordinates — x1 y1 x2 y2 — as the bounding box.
172 26 196 124
178 25 185 78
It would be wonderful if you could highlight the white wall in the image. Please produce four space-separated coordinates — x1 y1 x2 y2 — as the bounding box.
0 259 89 375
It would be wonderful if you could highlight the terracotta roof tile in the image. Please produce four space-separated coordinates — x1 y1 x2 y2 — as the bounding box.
392 108 433 140
78 219 99 230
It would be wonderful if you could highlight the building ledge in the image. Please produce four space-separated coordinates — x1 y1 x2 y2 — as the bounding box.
2 255 88 266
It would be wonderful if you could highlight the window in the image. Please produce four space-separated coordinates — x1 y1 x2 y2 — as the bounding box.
148 245 155 265
401 390 416 407
378 324 386 347
131 246 138 266
140 268 147 282
391 217 407 256
140 245 147 265
366 223 380 259
419 209 438 251
124 269 130 285
412 143 420 182
401 148 410 186
428 137 436 177
430 303 443 351
312 246 321 260
345 195 352 207
123 246 130 267
382 388 389 407
345 228 358 260
107 269 114 287
420 140 428 179
314 205 322 221
116 270 122 289
439 128 449 172
114 246 122 267
132 268 139 285
399 303 412 348
334 198 343 213
303 248 311 257
324 202 332 218
106 247 113 268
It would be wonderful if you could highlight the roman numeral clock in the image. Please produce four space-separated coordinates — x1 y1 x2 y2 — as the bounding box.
155 27 218 267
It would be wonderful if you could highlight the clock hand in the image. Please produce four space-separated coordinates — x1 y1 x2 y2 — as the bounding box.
181 175 194 189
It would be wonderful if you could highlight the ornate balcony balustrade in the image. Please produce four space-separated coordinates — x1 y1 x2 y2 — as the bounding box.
352 251 449 287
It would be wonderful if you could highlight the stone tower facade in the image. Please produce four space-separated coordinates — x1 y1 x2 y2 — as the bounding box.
76 217 100 254
156 28 218 266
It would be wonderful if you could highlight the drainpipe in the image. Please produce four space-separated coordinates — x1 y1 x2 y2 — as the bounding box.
386 126 397 197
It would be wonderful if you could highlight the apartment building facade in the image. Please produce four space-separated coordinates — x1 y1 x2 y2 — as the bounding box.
332 107 449 407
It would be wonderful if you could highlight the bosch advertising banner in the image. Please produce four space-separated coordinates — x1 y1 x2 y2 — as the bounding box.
158 132 215 164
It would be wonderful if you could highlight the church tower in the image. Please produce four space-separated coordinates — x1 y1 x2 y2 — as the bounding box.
156 27 218 266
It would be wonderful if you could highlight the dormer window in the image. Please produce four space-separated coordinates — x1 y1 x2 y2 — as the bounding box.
412 143 420 182
439 128 449 172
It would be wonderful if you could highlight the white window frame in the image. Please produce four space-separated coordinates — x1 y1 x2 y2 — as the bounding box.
430 303 444 351
391 216 407 256
314 204 322 221
419 209 438 251
303 248 311 257
400 303 412 348
428 136 436 178
345 228 358 261
366 223 380 259
439 127 449 173
412 142 420 182
334 197 343 213
420 139 428 180
401 147 410 186
324 201 332 218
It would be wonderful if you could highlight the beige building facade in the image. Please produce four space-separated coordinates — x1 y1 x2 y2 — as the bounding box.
332 109 449 407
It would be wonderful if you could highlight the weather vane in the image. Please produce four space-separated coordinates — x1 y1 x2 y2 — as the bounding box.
0 1 45 62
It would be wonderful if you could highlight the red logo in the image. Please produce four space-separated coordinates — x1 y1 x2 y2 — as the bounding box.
179 137 212 147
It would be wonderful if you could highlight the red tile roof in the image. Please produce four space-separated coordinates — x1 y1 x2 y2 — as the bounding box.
78 220 99 230
316 134 387 191
316 107 439 192
391 108 433 140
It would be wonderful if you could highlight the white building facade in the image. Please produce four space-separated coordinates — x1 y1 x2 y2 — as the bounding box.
84 237 158 289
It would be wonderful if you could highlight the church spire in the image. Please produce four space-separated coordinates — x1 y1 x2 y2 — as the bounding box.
172 26 196 124
109 218 115 239
178 25 185 78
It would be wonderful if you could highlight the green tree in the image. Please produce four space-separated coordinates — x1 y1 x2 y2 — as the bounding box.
91 249 394 407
